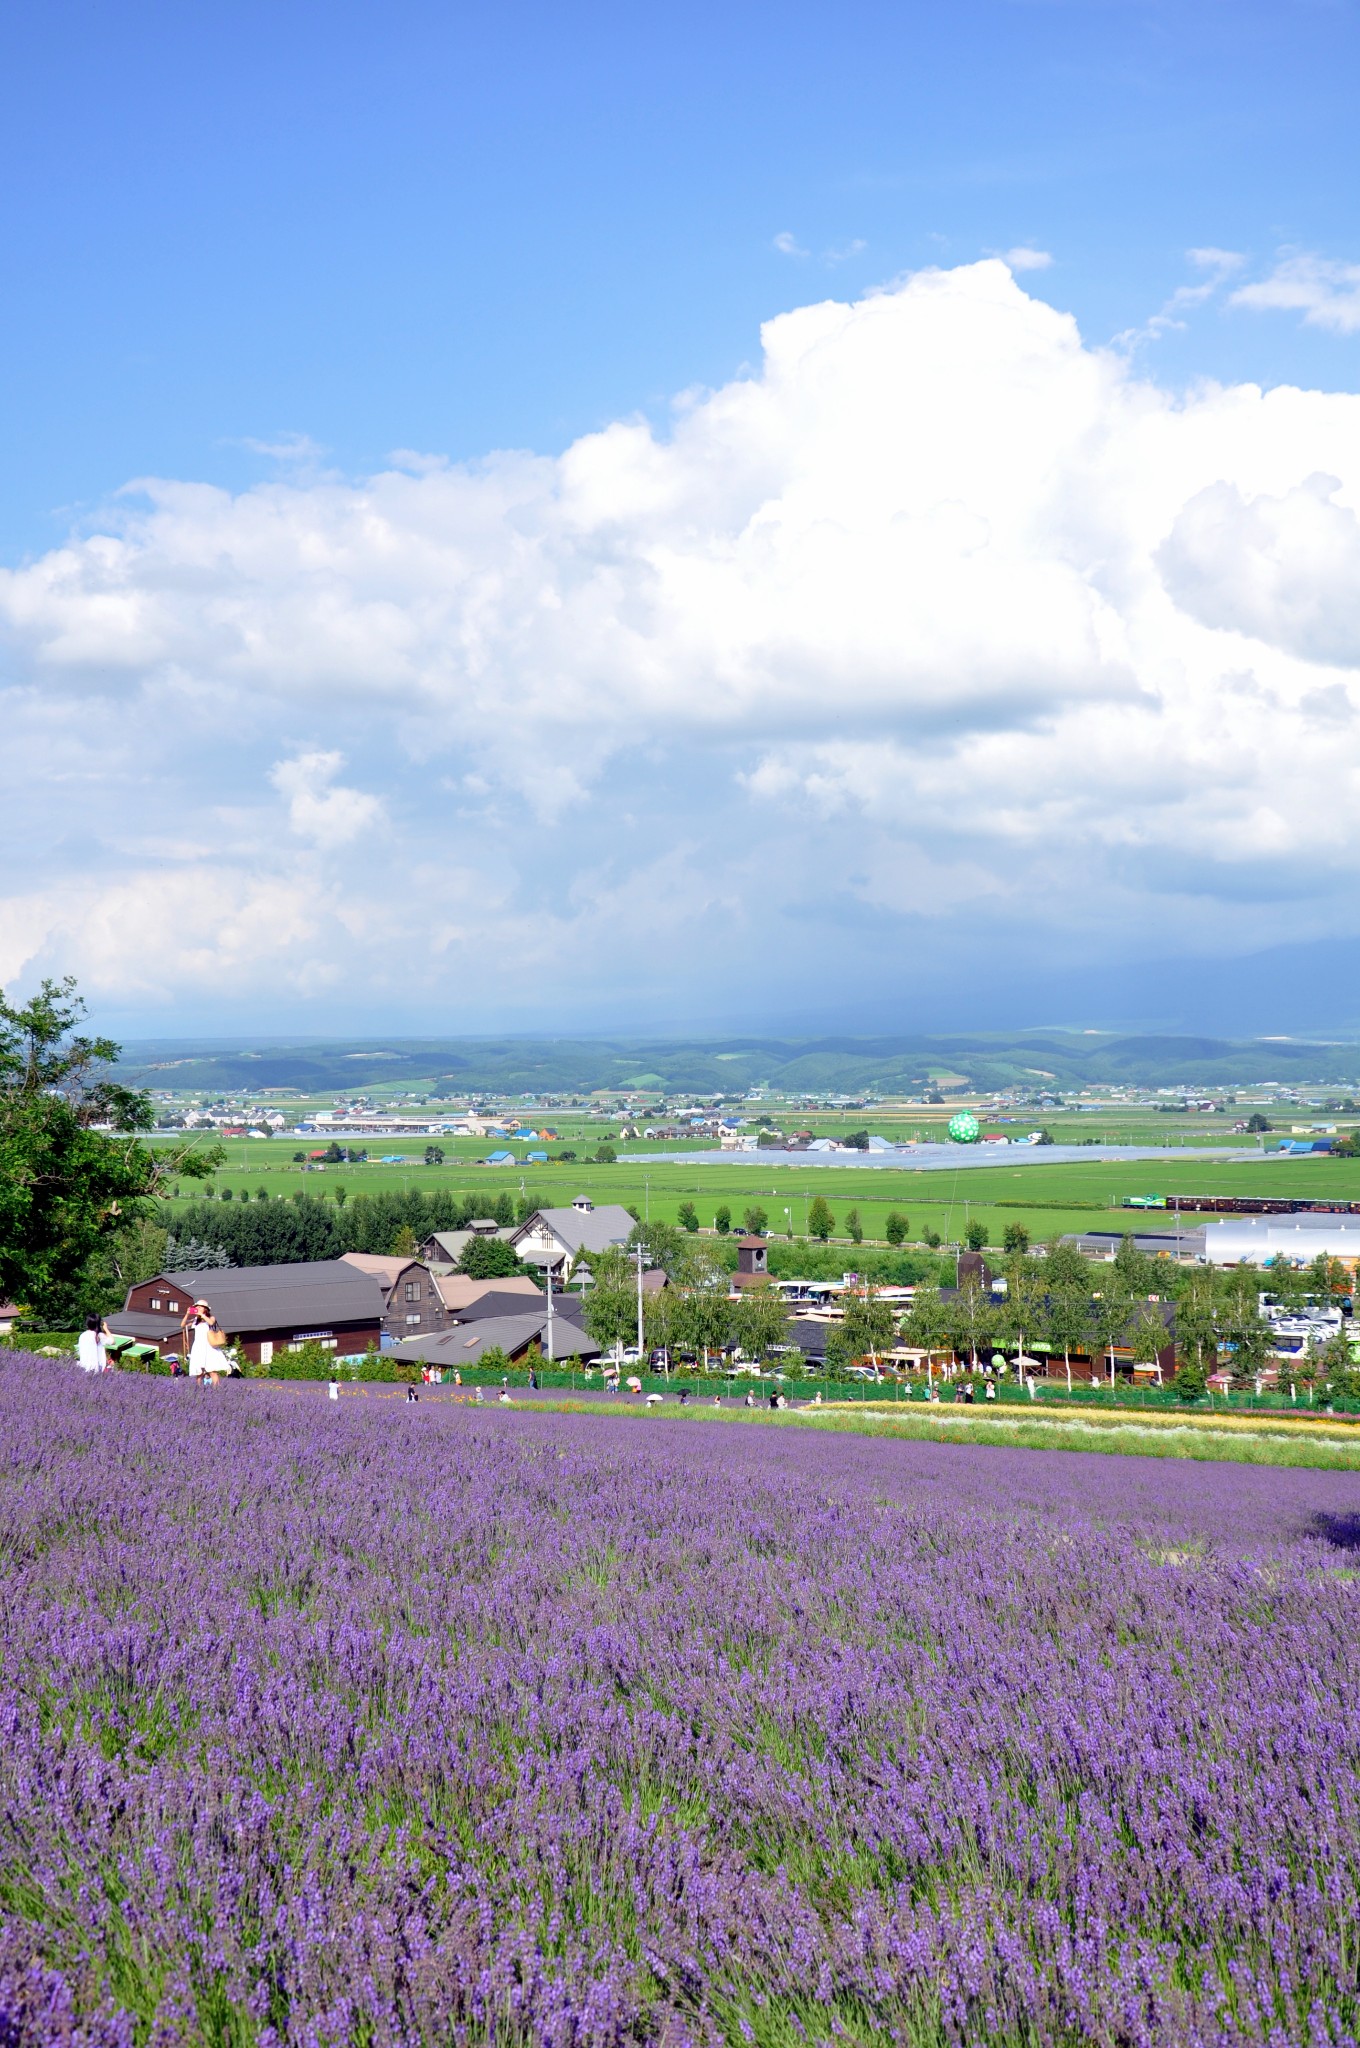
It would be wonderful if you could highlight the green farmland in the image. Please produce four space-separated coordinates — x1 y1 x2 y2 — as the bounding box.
150 1131 1360 1250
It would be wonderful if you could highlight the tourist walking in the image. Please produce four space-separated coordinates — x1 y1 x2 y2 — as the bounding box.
77 1314 109 1374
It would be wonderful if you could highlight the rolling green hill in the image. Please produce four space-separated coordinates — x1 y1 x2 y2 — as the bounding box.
114 1031 1360 1097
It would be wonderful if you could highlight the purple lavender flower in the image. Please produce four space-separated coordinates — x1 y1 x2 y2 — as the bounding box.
0 1354 1356 2044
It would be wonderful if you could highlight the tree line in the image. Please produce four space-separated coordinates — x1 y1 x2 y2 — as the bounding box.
894 1236 1358 1402
160 1187 523 1272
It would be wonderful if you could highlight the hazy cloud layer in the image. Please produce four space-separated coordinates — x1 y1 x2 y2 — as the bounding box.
2 258 1359 1027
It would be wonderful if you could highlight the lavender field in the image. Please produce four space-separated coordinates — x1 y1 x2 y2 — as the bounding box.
1 1359 1358 2047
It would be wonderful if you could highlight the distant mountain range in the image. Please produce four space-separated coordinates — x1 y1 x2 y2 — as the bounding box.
114 1031 1360 1097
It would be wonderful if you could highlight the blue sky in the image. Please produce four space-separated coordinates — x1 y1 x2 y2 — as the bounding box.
2 0 1360 1036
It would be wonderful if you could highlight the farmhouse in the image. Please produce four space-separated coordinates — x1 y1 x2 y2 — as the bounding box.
510 1197 636 1278
110 1260 384 1366
338 1253 453 1344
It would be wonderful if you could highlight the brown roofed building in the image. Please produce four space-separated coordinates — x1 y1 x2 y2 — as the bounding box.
112 1260 384 1367
732 1235 772 1289
339 1254 455 1345
434 1273 546 1314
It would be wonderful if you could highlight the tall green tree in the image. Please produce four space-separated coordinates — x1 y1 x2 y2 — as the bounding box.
807 1196 834 1241
1263 1253 1307 1311
1085 1282 1133 1389
742 1204 769 1236
1112 1232 1159 1296
1219 1265 1272 1391
901 1283 948 1376
671 1281 733 1370
1174 1274 1221 1384
1306 1253 1349 1307
1042 1242 1092 1393
0 978 219 1321
628 1219 692 1282
731 1284 790 1363
641 1283 682 1367
885 1211 908 1246
995 1253 1045 1371
1128 1302 1171 1384
947 1274 995 1372
1316 1327 1359 1403
581 1246 638 1356
840 1287 896 1371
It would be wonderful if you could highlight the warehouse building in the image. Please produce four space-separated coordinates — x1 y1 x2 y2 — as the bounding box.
1204 1214 1360 1270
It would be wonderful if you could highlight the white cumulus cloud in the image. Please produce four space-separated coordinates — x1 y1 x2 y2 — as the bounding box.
2 257 1360 1021
1232 253 1360 335
270 751 385 848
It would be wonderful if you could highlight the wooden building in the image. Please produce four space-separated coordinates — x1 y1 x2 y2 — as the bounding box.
112 1260 384 1367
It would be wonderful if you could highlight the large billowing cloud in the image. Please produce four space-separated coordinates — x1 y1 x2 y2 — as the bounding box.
2 258 1359 1026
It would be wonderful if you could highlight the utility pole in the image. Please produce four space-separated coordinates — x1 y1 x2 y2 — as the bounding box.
546 1261 556 1363
635 1242 645 1357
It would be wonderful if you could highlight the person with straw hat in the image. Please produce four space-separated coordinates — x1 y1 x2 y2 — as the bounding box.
182 1299 226 1387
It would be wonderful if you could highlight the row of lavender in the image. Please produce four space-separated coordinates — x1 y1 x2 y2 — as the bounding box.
0 1356 1357 2045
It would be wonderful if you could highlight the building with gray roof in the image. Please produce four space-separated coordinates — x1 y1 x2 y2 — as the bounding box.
393 1313 602 1368
510 1197 636 1276
112 1259 385 1366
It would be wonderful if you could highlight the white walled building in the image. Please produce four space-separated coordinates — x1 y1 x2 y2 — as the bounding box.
1205 1215 1360 1269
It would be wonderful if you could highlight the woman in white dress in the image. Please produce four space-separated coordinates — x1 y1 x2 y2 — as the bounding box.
76 1314 108 1374
183 1300 225 1387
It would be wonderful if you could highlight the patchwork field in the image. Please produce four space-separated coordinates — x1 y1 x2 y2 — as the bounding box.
154 1132 1360 1248
3 1357 1358 2045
